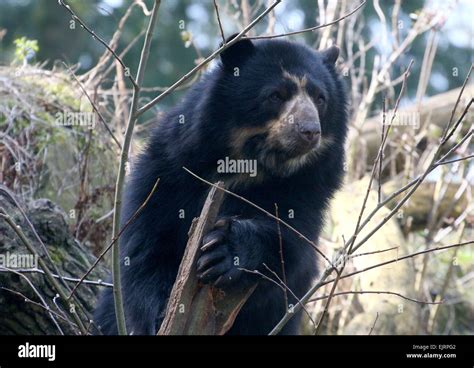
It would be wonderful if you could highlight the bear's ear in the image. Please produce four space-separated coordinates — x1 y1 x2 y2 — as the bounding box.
321 45 340 65
220 33 255 69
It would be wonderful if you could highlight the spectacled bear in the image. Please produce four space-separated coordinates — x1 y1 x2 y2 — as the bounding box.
94 35 348 335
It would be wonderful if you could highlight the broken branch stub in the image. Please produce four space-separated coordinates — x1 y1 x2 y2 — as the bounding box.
158 181 257 335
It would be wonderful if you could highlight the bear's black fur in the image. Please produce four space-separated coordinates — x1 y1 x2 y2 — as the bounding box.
94 36 348 335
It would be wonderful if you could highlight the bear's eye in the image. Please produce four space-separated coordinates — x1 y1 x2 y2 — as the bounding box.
316 95 326 106
268 91 285 103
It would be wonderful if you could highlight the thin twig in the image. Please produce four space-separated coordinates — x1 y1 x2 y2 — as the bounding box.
213 0 226 43
308 290 444 305
62 62 122 149
438 154 474 166
369 313 379 335
0 268 113 287
442 64 473 142
350 246 399 259
378 95 386 203
274 203 288 309
313 267 342 335
58 0 138 89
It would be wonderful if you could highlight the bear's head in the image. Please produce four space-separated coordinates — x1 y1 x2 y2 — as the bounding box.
206 34 348 182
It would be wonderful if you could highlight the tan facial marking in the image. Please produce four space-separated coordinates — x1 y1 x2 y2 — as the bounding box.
283 135 335 175
230 125 268 155
267 76 319 147
282 70 307 90
281 71 315 121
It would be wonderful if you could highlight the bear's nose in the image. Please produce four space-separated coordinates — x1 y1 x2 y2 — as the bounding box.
297 122 321 144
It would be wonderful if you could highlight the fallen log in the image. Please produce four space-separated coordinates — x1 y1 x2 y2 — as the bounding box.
0 186 107 334
348 85 474 174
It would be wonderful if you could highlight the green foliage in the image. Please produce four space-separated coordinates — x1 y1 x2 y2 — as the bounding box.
12 37 39 65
